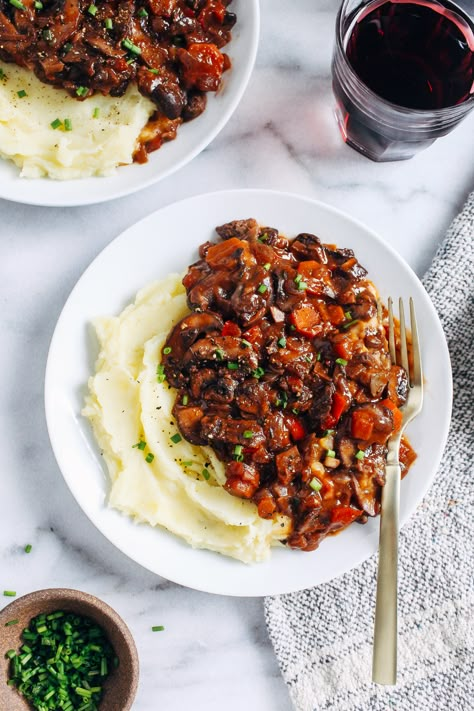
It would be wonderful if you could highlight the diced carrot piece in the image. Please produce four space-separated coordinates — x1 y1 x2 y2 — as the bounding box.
205 237 247 269
351 410 374 440
297 261 333 295
333 338 351 360
330 506 362 525
380 398 403 432
290 304 324 338
327 304 345 326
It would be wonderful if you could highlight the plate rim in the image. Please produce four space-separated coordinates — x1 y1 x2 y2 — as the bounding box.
44 188 453 596
0 1 260 208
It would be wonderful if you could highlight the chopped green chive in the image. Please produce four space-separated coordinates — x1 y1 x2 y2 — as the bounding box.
152 625 165 632
305 355 313 363
309 478 322 492
6 649 16 658
294 274 302 284
3 591 16 597
355 450 365 460
122 38 142 55
138 7 148 16
5 620 19 627
324 429 336 435
215 348 224 360
24 544 32 554
252 367 265 379
170 433 182 444
88 3 98 15
93 106 100 118
233 445 243 461
243 430 253 439
263 262 271 271
132 440 146 450
201 469 210 480
258 232 268 243
227 361 239 370
63 41 72 52
316 352 322 361
104 18 113 29
326 449 336 458
17 89 27 98
257 283 268 294
64 118 72 131
343 319 359 330
297 281 308 291
42 27 53 40
163 346 172 355
10 0 26 9
148 67 160 74
292 408 299 415
241 339 252 348
182 394 189 406
145 453 154 463
182 461 194 467
156 364 166 383
277 337 287 348
344 311 352 320
76 86 88 97
335 358 348 366
34 0 43 7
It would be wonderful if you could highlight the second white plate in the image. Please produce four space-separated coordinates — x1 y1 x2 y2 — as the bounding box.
45 189 452 596
0 0 259 207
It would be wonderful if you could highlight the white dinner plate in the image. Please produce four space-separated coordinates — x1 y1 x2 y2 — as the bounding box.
45 190 452 596
0 1 258 207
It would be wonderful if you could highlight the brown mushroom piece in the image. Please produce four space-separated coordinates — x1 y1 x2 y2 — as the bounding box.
215 218 259 242
172 404 207 445
162 311 223 385
182 335 258 371
200 415 266 447
351 473 380 517
387 364 409 407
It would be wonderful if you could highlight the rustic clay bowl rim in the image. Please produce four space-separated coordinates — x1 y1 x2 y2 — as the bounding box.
0 588 139 711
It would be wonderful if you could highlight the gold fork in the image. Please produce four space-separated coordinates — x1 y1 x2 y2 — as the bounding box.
372 298 424 685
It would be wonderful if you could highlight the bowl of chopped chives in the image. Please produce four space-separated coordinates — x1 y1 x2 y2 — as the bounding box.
0 588 138 710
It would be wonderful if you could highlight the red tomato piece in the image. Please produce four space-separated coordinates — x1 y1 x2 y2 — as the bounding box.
330 506 362 525
221 321 241 337
179 43 224 92
331 391 349 423
285 415 306 441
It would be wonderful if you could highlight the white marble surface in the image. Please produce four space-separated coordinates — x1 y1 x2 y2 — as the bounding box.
1 1 474 709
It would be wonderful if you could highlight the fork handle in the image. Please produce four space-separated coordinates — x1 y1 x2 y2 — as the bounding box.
372 462 400 685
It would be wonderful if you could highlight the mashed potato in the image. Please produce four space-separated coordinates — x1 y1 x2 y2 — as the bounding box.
0 62 155 179
83 274 290 563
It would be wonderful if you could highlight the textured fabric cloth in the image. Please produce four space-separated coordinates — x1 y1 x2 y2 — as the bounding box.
264 193 474 711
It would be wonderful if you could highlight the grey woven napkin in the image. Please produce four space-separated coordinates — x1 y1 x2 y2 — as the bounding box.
265 194 474 711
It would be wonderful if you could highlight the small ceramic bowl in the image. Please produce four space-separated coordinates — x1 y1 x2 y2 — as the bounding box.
0 588 139 710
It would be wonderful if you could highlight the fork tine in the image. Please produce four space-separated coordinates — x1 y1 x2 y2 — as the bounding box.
409 298 422 388
399 299 410 384
388 297 396 363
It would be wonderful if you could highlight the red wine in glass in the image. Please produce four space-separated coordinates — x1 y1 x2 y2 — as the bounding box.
332 0 474 160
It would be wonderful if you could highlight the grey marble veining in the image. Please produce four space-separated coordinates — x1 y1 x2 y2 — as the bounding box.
1 0 473 709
